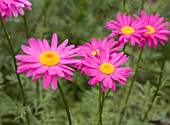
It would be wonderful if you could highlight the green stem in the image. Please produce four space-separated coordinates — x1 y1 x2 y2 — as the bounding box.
23 15 29 39
98 83 105 125
117 48 143 125
58 82 72 125
42 0 47 38
122 0 126 13
143 39 170 120
141 0 145 10
36 81 40 97
0 16 30 125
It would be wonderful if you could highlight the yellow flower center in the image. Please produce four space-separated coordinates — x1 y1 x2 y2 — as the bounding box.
91 50 100 56
99 63 115 75
39 51 60 66
145 25 155 34
121 26 135 34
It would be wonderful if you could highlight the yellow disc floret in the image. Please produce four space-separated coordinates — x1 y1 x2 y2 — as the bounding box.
100 63 115 75
91 50 100 56
39 51 60 66
121 26 135 34
145 25 155 34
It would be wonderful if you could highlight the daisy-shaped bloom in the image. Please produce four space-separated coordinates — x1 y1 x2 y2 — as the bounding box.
76 37 120 73
105 13 148 47
134 10 170 48
16 33 80 90
6 0 32 17
0 0 12 19
0 0 32 19
82 48 132 92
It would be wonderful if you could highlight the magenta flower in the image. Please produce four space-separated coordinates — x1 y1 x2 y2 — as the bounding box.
82 48 132 92
0 0 12 19
105 13 147 47
76 37 120 73
0 0 32 19
134 10 170 48
16 33 80 90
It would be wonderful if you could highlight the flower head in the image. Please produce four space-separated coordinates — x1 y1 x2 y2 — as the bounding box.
76 37 120 73
134 10 170 48
16 33 80 90
82 48 132 92
105 13 147 47
0 0 12 19
0 0 32 19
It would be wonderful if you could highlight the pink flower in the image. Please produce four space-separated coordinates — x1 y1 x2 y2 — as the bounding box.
82 48 132 92
0 0 32 19
0 0 12 19
105 13 147 47
76 37 120 73
134 10 170 48
16 33 80 90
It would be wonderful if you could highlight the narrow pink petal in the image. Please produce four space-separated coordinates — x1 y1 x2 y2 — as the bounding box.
43 72 52 89
15 55 39 62
28 38 42 53
64 73 73 81
56 39 68 54
51 76 58 90
26 69 36 77
32 74 42 82
38 39 46 52
51 33 58 51
35 66 48 74
48 66 64 77
43 39 51 50
17 7 24 15
102 84 107 92
60 59 81 64
21 45 37 56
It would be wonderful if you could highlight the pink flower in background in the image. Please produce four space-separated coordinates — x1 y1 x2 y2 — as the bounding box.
5 0 32 17
105 13 147 47
82 48 132 92
76 37 120 73
134 10 170 48
0 0 12 19
16 33 80 90
0 0 32 19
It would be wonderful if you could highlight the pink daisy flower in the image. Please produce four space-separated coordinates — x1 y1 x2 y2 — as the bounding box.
6 0 32 17
105 13 148 47
82 48 132 92
16 33 81 90
134 10 170 48
0 0 32 19
0 0 12 19
76 37 120 73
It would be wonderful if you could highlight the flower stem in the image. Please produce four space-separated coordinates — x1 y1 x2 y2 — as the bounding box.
98 83 105 125
141 0 145 10
58 82 72 125
0 16 30 125
23 15 29 39
122 0 126 13
117 48 143 125
42 0 47 38
143 39 170 120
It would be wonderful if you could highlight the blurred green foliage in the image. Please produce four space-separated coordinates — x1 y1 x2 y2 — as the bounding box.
0 0 170 125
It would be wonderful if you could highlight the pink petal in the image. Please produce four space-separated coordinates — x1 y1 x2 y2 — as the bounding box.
51 33 58 51
48 65 64 77
51 76 58 90
43 72 52 89
57 39 68 54
35 66 48 74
